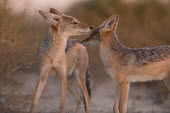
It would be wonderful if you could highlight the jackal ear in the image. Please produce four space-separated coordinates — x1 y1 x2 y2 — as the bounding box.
101 14 119 31
39 10 50 20
110 14 119 31
100 15 115 29
50 8 64 15
39 10 60 25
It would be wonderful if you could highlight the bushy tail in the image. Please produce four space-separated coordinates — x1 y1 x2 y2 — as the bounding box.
83 70 91 112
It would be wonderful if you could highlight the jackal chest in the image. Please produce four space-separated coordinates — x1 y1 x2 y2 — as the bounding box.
47 48 66 66
100 49 109 66
99 49 118 73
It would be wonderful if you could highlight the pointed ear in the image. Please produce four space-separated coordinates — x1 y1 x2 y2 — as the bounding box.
111 14 119 31
100 14 119 31
50 8 64 15
39 10 49 20
39 10 60 25
100 15 115 29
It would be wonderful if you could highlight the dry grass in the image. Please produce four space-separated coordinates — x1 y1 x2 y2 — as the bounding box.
0 0 42 79
0 0 170 112
68 0 170 83
1 0 170 78
0 78 32 113
0 0 38 112
69 0 170 47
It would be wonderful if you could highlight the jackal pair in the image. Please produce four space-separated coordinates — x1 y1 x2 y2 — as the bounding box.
30 8 170 113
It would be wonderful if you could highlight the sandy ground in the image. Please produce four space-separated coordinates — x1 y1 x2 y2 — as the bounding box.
0 71 168 113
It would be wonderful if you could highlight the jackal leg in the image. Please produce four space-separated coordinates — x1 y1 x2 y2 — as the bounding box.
164 75 170 106
30 67 50 113
75 73 91 113
118 82 129 113
113 84 120 113
56 66 67 113
164 75 170 91
67 76 83 113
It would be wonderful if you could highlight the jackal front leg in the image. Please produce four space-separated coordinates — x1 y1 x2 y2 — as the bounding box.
118 81 129 113
30 66 50 113
113 84 120 113
56 66 67 113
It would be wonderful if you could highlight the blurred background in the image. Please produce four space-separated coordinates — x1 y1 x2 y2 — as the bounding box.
0 0 170 113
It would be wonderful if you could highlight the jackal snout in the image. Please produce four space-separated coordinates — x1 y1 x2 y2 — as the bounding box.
81 14 119 46
81 27 100 46
38 8 93 37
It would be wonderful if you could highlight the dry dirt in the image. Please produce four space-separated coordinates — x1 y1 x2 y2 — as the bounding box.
1 71 169 113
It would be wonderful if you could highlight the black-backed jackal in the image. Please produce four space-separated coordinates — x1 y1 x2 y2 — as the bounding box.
81 15 170 113
30 8 92 113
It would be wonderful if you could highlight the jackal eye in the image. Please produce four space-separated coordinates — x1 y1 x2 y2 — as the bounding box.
71 21 77 25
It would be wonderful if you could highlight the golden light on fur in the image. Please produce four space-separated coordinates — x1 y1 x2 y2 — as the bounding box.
30 8 92 113
82 14 170 113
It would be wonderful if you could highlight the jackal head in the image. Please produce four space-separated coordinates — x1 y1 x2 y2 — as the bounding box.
38 8 93 37
81 14 119 46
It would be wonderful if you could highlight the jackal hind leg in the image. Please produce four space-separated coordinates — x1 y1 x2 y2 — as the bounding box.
67 76 83 113
164 74 170 91
30 66 51 113
118 81 129 113
164 75 170 107
74 71 91 113
113 84 120 113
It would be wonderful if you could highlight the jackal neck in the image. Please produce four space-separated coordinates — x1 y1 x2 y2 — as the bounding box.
101 31 126 52
48 27 68 53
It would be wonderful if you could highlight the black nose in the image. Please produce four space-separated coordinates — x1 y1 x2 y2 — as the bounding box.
89 26 93 30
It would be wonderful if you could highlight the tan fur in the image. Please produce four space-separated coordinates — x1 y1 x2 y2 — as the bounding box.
81 14 170 113
30 8 92 113
100 26 170 113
